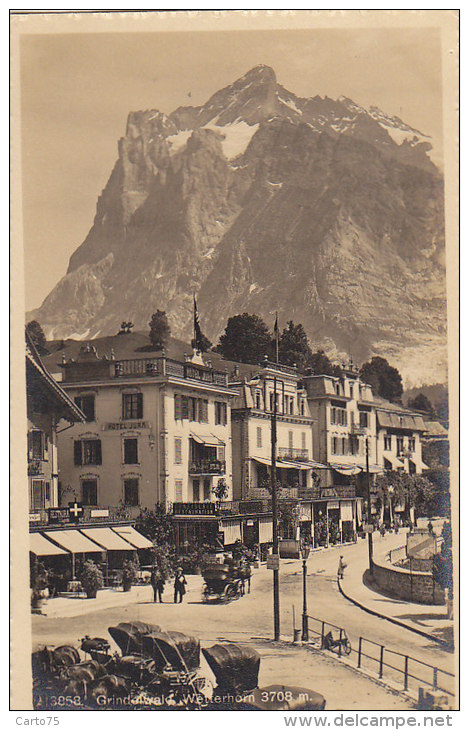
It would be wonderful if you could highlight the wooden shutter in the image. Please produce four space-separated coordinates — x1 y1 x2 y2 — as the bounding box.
174 394 182 420
95 440 102 465
181 396 189 419
136 393 143 418
217 445 225 463
74 441 82 465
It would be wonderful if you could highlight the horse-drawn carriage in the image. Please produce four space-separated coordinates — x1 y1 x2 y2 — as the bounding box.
201 559 251 603
32 621 326 711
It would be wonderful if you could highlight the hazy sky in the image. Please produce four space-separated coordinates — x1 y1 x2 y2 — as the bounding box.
20 26 443 310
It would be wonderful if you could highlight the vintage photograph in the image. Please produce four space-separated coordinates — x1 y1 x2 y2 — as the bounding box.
11 10 459 713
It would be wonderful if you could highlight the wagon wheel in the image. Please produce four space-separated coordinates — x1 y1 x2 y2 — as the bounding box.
343 638 352 656
224 583 239 601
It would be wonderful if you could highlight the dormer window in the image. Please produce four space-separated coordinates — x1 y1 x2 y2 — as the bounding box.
255 391 262 409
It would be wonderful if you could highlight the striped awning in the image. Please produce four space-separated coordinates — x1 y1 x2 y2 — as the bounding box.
80 528 136 552
329 463 362 476
112 526 154 549
191 433 222 447
30 532 68 556
43 529 105 555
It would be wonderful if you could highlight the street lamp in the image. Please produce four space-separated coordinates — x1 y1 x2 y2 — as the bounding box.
301 542 310 641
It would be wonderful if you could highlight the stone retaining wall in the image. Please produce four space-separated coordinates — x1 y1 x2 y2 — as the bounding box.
372 557 445 605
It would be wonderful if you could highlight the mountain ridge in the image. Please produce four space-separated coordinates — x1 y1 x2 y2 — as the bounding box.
27 65 446 387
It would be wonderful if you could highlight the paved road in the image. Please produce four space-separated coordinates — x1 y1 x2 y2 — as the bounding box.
31 529 455 709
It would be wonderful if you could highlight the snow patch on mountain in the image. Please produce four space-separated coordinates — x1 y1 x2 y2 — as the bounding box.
203 121 259 159
166 130 192 154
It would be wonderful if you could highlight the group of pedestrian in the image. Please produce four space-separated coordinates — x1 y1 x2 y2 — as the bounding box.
150 566 187 604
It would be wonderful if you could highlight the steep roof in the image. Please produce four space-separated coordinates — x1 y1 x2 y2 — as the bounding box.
26 331 85 422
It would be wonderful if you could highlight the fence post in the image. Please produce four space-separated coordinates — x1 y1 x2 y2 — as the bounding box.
339 629 343 657
433 667 438 690
358 637 362 668
404 656 409 691
379 645 384 678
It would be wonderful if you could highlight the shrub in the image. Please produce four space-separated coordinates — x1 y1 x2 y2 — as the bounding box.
80 560 104 598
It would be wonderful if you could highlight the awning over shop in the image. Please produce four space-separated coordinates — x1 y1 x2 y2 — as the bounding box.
361 464 384 474
340 501 354 522
330 463 362 476
220 518 242 545
410 458 429 471
277 459 310 471
259 516 273 543
190 433 222 447
252 455 294 470
112 526 154 549
80 528 136 551
30 532 68 556
302 460 328 469
43 529 105 554
384 455 405 470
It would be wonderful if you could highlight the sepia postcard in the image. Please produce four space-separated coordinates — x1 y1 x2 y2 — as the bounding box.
10 9 459 719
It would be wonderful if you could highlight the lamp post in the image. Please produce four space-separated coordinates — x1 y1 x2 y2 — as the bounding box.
301 542 310 641
365 437 374 575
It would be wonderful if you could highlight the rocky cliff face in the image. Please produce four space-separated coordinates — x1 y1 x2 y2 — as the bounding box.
27 65 447 385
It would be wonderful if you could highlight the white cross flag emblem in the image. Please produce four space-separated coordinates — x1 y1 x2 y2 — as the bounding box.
69 501 83 521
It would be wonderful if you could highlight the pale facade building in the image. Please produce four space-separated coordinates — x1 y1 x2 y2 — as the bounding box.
44 336 234 513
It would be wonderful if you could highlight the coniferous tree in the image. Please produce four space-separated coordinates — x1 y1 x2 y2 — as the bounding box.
359 356 403 403
278 320 313 371
26 320 48 353
149 310 171 350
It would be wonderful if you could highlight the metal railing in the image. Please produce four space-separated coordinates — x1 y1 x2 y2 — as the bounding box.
304 614 455 698
388 545 407 563
189 459 226 475
113 356 229 386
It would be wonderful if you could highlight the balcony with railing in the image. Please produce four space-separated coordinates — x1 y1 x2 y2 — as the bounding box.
350 424 367 435
277 447 309 462
113 356 229 386
189 459 226 476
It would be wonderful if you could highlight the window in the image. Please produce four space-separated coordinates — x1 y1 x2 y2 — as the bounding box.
31 480 44 510
396 436 404 456
123 438 138 464
301 432 306 451
189 397 198 421
199 400 208 423
331 406 347 426
193 479 200 502
255 391 262 409
331 436 338 455
174 479 183 503
256 427 262 448
74 439 102 465
74 395 95 422
124 478 139 506
384 435 392 451
44 481 50 502
288 431 294 450
359 411 369 429
82 479 98 505
349 436 359 455
408 437 416 452
203 478 211 501
29 430 44 460
122 393 143 420
174 437 182 464
215 401 227 425
300 399 305 416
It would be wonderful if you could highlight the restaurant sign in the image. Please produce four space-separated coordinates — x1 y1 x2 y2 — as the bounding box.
47 507 70 523
103 421 150 431
172 502 217 516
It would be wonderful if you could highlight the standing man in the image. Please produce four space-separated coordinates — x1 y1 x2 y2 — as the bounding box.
173 567 187 603
151 567 165 603
337 555 347 580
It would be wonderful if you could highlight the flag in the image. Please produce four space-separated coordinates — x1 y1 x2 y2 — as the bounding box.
193 294 203 351
274 312 279 363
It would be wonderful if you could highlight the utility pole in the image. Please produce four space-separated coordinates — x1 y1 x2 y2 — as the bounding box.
365 437 374 575
271 373 280 640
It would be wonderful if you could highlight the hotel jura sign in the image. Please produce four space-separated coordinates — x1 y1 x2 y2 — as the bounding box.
104 421 150 431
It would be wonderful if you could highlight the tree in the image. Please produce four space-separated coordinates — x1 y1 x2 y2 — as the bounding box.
278 321 313 371
359 356 403 403
118 321 134 335
191 333 212 353
407 393 435 416
149 310 171 350
26 320 48 353
214 313 272 364
212 478 229 505
308 350 342 377
135 504 177 579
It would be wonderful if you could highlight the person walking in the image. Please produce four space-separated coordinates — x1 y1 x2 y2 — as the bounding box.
173 567 187 603
428 520 434 536
337 555 347 580
150 567 165 603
